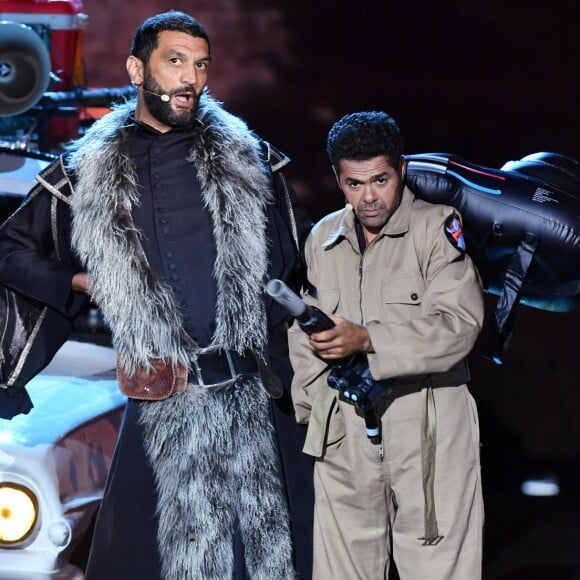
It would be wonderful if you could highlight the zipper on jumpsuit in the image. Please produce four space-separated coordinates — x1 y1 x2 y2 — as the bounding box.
355 222 442 544
357 238 384 463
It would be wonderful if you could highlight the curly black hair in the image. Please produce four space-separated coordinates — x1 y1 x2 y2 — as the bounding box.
130 11 210 65
326 111 403 168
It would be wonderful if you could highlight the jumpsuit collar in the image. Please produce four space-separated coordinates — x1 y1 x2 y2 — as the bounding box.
321 186 416 250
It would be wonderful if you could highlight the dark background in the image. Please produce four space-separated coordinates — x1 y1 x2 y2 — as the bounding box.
80 1 580 578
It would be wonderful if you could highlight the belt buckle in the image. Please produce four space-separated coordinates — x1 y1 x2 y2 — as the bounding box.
193 347 237 387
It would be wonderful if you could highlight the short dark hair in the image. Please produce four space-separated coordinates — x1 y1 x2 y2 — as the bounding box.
130 11 210 65
326 111 403 168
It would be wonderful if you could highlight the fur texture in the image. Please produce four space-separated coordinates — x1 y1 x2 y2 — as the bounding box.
67 93 295 579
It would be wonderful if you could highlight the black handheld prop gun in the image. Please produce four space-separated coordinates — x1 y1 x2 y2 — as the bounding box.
265 279 390 444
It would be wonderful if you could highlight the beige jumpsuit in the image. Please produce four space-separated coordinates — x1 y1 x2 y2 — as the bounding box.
289 188 485 580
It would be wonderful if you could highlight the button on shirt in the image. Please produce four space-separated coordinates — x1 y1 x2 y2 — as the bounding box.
127 119 217 346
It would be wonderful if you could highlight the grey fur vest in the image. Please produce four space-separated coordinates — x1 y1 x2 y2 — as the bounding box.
66 94 296 579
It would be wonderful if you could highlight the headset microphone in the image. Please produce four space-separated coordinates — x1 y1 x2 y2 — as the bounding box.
144 88 171 103
133 83 171 102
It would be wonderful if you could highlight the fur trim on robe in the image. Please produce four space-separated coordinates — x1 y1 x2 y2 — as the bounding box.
67 93 296 579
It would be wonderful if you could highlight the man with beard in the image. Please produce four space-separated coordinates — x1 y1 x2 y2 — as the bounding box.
288 111 485 579
0 11 313 580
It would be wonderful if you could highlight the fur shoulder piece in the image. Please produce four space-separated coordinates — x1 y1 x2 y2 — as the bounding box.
68 93 276 369
65 100 136 170
188 93 274 354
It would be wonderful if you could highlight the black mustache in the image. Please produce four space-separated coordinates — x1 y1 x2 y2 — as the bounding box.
172 84 196 95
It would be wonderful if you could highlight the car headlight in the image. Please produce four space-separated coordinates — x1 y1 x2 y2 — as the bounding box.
0 482 38 544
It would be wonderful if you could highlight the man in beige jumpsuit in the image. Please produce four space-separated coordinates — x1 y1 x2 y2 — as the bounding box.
288 111 485 579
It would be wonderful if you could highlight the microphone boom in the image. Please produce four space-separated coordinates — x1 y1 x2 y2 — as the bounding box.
139 86 170 102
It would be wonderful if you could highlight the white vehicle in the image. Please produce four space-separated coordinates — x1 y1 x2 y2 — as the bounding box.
0 12 128 578
0 341 126 579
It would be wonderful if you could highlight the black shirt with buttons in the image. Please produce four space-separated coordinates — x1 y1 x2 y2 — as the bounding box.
127 118 217 347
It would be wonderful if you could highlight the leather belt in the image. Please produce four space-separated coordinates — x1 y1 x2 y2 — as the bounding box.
193 347 260 387
381 359 471 400
116 348 282 402
192 347 283 398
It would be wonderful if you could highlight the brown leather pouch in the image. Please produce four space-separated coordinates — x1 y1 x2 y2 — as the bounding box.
116 359 188 401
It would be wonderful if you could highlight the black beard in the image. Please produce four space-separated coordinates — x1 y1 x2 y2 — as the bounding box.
142 75 199 128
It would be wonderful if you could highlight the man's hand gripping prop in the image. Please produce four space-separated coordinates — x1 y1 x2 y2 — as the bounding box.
265 279 390 444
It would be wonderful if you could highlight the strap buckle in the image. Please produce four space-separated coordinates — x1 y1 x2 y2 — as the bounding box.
192 347 236 387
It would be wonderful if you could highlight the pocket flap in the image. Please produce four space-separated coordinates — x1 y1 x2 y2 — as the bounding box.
382 276 424 305
317 288 340 312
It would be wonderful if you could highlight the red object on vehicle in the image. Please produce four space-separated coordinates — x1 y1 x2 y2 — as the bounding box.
0 0 89 145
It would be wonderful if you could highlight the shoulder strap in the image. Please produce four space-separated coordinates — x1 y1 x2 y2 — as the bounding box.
34 157 74 206
259 139 299 250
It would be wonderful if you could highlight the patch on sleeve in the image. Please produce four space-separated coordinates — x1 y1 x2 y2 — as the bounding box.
444 212 466 253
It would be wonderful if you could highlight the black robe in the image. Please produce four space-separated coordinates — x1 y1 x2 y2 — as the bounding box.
0 100 314 579
83 124 314 580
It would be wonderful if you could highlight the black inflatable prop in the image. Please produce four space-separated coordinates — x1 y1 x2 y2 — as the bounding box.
405 152 580 364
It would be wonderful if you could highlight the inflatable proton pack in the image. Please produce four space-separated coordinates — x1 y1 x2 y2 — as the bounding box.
406 151 580 363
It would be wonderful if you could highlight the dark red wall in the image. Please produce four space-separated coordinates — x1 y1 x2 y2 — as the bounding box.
80 0 580 464
80 4 580 574
80 0 580 438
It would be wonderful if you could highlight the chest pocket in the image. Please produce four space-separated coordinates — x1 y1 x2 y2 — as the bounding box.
317 288 340 314
381 274 425 322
